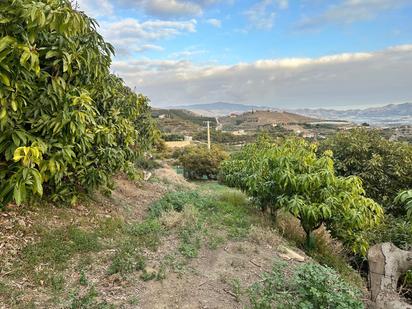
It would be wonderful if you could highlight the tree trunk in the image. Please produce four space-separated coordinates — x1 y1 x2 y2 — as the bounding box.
304 230 315 250
269 207 277 223
368 242 412 308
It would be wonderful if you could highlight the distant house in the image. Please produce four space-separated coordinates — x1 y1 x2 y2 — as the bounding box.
158 114 166 119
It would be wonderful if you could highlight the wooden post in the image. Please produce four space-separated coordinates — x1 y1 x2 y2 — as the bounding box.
207 121 211 150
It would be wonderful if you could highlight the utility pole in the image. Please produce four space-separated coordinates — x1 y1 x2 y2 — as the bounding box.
206 121 211 150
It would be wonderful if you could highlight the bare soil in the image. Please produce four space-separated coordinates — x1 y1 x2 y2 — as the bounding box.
0 165 309 309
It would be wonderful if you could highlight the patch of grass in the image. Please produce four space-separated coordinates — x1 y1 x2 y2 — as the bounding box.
179 227 201 258
207 192 252 239
50 274 65 294
230 278 242 302
69 286 114 309
108 241 146 275
18 226 101 273
150 190 213 217
0 281 22 306
126 218 163 250
79 270 88 286
162 253 187 276
97 217 125 238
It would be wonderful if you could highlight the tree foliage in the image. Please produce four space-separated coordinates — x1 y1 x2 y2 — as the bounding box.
0 0 158 207
395 190 412 220
220 137 383 254
321 128 412 208
178 145 228 180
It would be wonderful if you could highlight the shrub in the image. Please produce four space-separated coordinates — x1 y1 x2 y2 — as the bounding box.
365 215 412 251
293 263 364 308
178 145 228 180
394 190 412 220
108 241 146 275
248 260 363 309
321 128 412 208
0 0 158 207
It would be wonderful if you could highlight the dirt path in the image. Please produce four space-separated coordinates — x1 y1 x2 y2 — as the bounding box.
0 165 311 308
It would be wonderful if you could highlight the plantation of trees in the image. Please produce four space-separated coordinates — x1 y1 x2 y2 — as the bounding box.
0 0 158 207
219 136 384 255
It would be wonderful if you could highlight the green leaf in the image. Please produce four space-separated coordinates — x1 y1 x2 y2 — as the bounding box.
32 169 43 196
13 183 22 205
0 72 10 86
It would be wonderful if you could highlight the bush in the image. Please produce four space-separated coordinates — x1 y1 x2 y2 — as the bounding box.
248 260 363 309
321 128 412 208
178 145 228 180
0 0 158 207
365 215 412 251
149 191 212 217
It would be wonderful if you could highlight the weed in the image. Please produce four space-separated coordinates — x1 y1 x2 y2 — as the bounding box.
50 274 65 293
249 225 280 247
128 296 140 305
19 226 101 273
179 228 201 258
126 218 163 250
247 260 364 309
230 278 242 302
162 253 187 276
140 268 157 281
108 241 146 275
79 270 88 286
69 286 114 309
97 217 125 237
150 191 212 217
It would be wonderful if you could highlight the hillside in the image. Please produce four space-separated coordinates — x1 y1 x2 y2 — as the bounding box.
293 103 412 126
219 110 318 131
0 164 364 308
152 109 217 134
168 102 271 117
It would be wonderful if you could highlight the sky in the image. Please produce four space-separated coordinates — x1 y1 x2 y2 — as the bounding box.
76 0 412 109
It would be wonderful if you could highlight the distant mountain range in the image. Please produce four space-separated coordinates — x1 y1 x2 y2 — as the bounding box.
168 102 272 117
293 103 412 126
168 102 412 126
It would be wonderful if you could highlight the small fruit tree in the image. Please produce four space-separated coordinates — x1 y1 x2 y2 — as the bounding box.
178 145 228 180
220 137 383 254
0 0 158 207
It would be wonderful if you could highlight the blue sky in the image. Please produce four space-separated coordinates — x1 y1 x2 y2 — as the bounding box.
78 0 412 109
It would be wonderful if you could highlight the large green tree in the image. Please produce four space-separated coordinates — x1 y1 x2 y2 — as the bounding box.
321 128 412 209
0 0 158 207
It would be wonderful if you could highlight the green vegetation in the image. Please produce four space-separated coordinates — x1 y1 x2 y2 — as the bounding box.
220 136 383 254
248 260 363 309
395 190 412 220
321 128 412 208
177 145 228 180
0 0 158 207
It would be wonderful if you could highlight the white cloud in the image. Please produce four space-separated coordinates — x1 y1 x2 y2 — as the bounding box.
101 18 197 56
112 0 225 17
76 0 114 17
206 18 222 27
297 0 412 29
111 45 412 108
245 0 288 30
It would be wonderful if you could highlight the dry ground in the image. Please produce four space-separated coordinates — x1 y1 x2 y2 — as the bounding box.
0 164 360 309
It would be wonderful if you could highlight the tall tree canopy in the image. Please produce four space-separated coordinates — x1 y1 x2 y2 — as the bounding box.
0 0 159 207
